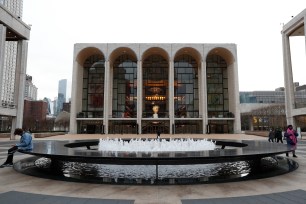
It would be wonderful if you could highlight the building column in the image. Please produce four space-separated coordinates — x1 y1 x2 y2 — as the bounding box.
169 60 174 134
69 59 79 134
104 61 110 134
137 60 142 134
282 33 295 126
231 61 241 133
201 61 208 134
249 116 254 131
0 25 6 103
11 40 28 140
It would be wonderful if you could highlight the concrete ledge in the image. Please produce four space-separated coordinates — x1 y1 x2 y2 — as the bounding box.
33 132 65 138
0 133 10 138
245 131 268 137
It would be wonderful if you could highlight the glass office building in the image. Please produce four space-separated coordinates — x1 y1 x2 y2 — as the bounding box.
70 43 241 134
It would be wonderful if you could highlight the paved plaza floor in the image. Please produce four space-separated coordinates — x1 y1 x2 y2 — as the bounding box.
0 133 306 204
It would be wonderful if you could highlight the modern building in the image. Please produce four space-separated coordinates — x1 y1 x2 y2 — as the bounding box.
70 43 241 134
0 0 22 105
282 8 306 128
240 84 306 131
43 97 52 115
240 90 286 131
24 74 37 100
62 101 70 113
240 85 306 104
23 99 48 131
56 79 67 115
0 0 30 138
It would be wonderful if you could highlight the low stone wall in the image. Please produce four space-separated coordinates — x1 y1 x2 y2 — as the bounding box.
0 132 66 139
33 132 66 138
245 131 268 137
0 133 10 138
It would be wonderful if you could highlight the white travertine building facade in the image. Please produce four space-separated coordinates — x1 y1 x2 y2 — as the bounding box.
70 43 241 134
282 8 306 127
0 1 30 139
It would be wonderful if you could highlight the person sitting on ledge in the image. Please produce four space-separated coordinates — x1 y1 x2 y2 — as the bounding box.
0 128 33 168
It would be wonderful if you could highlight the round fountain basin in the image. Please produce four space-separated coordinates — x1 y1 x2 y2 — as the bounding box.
14 138 298 185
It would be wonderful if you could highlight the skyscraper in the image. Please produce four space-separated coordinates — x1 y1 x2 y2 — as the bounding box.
56 79 67 115
0 0 23 105
0 0 30 137
24 74 38 100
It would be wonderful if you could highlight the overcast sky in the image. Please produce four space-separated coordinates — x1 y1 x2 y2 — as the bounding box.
22 0 306 100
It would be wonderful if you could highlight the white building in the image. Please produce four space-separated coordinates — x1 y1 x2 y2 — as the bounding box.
70 43 241 134
0 0 30 138
282 8 306 128
0 0 22 105
24 74 37 100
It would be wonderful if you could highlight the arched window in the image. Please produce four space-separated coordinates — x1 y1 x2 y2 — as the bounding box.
82 55 105 118
206 55 229 118
112 54 137 118
142 54 169 118
174 54 199 118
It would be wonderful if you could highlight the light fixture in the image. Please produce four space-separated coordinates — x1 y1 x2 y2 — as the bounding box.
149 87 162 94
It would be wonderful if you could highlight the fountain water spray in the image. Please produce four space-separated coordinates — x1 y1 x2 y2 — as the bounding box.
98 138 216 152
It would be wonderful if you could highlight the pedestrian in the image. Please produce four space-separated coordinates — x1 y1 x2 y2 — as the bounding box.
268 128 275 142
284 125 298 158
0 128 33 168
156 130 161 139
275 127 283 143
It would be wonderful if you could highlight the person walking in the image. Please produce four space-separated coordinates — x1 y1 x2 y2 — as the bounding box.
0 128 33 168
268 128 275 142
285 125 298 158
275 127 283 143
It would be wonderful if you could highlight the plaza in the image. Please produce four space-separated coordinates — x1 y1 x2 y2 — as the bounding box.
1 133 306 203
1 1 306 203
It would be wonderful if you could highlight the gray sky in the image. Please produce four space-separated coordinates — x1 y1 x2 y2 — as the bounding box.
22 0 306 100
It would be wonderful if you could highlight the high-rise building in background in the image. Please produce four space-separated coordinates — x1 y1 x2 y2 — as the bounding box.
56 79 67 115
24 74 37 100
52 98 57 116
0 0 30 136
0 0 23 18
43 97 52 115
0 0 23 105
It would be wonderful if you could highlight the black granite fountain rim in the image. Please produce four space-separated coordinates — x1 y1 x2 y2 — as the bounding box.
13 155 299 185
18 139 295 165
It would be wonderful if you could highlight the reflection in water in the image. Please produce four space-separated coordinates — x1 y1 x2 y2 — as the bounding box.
32 156 292 184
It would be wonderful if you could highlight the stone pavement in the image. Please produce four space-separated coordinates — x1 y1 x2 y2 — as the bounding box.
0 133 306 204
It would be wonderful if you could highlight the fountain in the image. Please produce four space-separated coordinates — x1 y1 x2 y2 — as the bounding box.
13 137 298 185
98 138 216 152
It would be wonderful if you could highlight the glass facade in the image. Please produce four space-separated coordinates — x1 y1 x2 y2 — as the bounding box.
112 54 137 118
240 91 285 104
174 54 199 118
142 54 169 118
82 55 105 118
206 55 229 118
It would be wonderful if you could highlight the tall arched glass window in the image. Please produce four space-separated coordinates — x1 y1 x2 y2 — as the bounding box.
206 55 229 118
82 55 105 118
174 54 199 118
142 54 169 118
112 54 137 118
